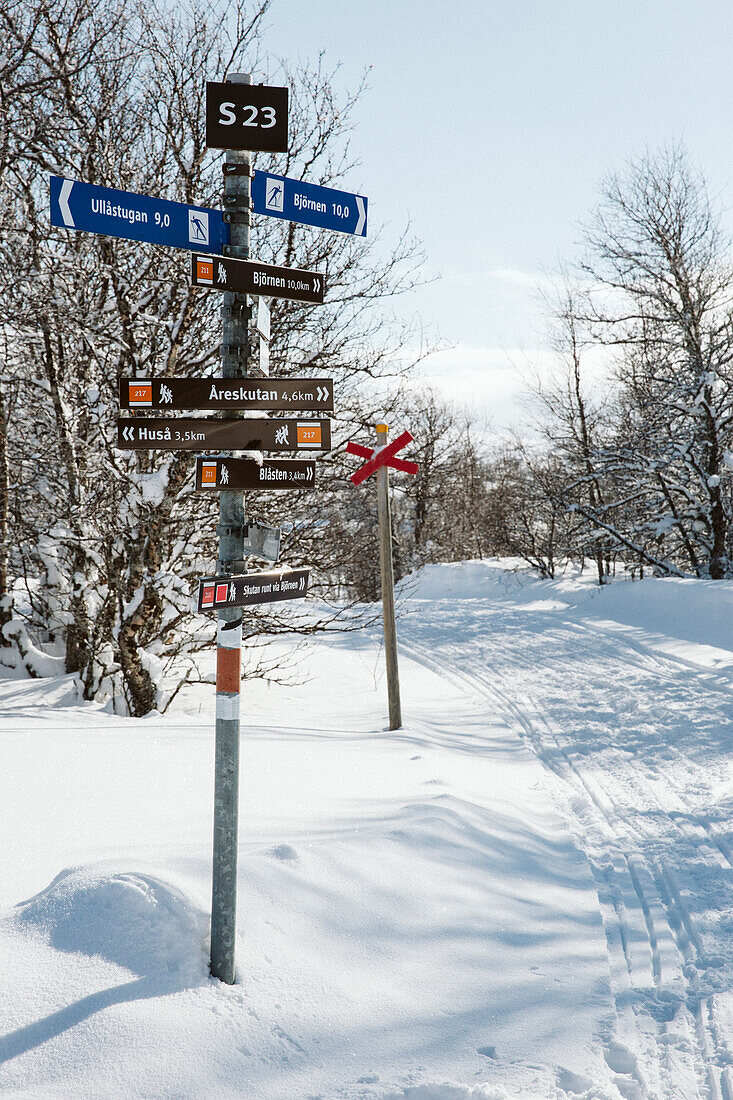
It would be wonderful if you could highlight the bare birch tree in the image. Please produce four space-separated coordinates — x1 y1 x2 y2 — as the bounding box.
0 0 426 712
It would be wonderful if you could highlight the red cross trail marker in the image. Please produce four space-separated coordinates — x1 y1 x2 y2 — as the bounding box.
346 425 419 730
346 429 419 486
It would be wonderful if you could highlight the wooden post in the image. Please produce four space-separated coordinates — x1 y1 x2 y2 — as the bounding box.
375 423 402 730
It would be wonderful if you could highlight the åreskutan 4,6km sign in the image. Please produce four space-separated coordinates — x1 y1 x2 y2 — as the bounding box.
119 377 333 411
205 81 288 152
191 253 325 304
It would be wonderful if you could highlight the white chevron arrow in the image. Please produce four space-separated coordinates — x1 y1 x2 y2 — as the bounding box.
313 277 321 294
59 179 74 227
123 425 134 441
355 195 366 236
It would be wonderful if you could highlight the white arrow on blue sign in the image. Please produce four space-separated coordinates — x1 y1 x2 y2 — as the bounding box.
252 170 367 237
49 175 229 255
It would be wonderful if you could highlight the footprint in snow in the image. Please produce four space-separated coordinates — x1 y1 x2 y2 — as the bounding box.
272 1024 306 1053
477 1045 497 1059
556 1066 595 1094
266 844 298 862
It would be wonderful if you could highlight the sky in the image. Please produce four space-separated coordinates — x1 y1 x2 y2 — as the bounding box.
256 1 733 433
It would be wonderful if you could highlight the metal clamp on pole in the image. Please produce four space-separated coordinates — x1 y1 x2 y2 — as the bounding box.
219 343 251 358
216 524 246 539
223 559 250 573
222 162 254 177
223 210 251 225
220 301 251 319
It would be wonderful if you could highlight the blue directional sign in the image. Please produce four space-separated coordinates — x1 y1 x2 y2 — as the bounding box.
49 175 229 255
252 170 367 237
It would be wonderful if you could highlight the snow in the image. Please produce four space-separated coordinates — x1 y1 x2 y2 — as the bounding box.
0 560 731 1098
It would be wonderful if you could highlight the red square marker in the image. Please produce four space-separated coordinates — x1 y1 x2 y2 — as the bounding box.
215 583 229 604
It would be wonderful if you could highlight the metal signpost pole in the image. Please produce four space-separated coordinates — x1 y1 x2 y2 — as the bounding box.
375 424 402 730
210 71 251 985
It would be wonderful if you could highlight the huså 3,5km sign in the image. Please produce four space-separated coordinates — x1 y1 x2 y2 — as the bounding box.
116 417 331 452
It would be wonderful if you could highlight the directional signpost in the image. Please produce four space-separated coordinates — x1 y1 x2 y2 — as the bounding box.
117 417 331 451
50 175 229 254
252 170 368 237
196 457 316 491
191 253 325 304
49 60 366 990
119 377 333 411
347 427 419 731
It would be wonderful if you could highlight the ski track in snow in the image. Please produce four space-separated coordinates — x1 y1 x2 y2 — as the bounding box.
399 588 733 1100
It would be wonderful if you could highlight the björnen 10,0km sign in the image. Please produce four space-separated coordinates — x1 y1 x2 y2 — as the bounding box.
191 253 325 305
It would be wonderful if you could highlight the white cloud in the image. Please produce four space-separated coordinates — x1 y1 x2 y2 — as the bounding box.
406 342 616 439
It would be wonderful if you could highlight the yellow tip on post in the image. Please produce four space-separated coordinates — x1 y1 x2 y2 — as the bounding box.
376 423 389 431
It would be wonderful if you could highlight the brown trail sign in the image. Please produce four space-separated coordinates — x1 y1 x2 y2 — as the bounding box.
205 81 289 152
197 567 309 612
116 417 330 452
119 377 333 412
196 456 316 491
191 253 325 305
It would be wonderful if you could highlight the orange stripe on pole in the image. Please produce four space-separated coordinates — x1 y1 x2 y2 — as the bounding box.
216 646 241 693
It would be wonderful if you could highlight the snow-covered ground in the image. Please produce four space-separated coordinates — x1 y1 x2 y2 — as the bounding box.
0 561 731 1099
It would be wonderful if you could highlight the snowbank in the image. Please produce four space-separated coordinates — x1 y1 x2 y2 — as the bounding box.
0 559 730 1097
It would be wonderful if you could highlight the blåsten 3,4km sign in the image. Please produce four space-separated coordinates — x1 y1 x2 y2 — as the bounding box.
50 175 229 255
252 170 367 237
